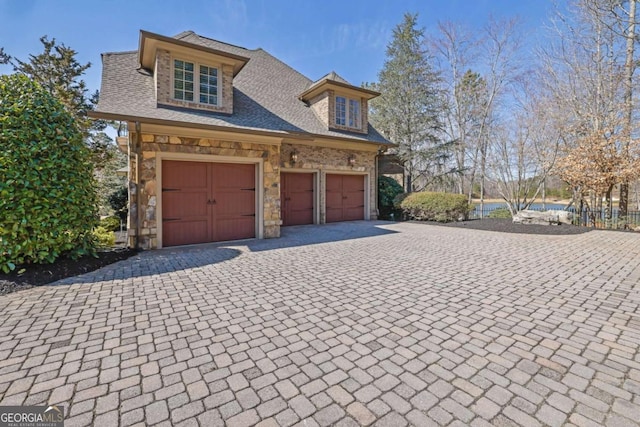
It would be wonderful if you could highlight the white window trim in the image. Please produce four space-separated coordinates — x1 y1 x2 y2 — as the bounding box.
171 57 221 107
335 95 361 130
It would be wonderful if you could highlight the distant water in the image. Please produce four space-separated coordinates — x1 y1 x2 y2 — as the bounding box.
474 202 569 212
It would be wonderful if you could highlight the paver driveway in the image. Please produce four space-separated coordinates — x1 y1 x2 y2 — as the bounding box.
1 221 639 427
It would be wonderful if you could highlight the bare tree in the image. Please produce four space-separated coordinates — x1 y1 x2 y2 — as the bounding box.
540 0 640 227
428 23 483 197
488 86 561 215
428 17 526 213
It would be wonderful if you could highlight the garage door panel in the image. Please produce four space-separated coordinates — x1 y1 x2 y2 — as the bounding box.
290 192 313 211
326 174 342 192
216 218 255 241
163 161 208 190
290 173 314 191
163 220 209 247
326 208 343 223
162 160 256 246
215 191 255 217
344 206 364 221
213 163 255 188
281 173 314 226
343 176 364 192
163 192 208 218
325 174 365 223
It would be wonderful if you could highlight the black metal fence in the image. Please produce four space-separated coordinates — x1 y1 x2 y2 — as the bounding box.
469 205 640 228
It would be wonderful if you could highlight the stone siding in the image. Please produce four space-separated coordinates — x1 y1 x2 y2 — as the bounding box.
155 49 233 114
126 131 378 249
280 143 377 223
128 132 280 249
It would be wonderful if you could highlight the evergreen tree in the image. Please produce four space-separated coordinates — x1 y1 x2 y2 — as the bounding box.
0 47 9 64
9 36 113 167
366 13 447 191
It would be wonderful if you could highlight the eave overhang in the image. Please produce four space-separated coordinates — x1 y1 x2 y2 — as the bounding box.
299 79 380 103
138 30 250 75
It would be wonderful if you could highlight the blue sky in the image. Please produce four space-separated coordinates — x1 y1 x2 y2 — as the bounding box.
0 0 557 96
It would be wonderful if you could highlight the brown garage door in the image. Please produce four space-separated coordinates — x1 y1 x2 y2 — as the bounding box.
281 173 314 226
326 174 365 223
162 160 255 246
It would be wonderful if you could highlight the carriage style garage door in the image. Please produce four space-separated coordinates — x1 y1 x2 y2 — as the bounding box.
280 172 314 226
325 174 365 223
162 160 255 247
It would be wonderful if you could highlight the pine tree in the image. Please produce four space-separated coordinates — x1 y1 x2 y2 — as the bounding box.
0 47 9 64
9 36 113 167
366 13 446 192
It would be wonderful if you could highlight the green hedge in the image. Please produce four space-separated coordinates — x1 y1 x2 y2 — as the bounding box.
378 176 404 207
0 74 97 272
378 176 404 220
487 207 512 219
92 226 115 248
395 192 472 222
99 216 121 232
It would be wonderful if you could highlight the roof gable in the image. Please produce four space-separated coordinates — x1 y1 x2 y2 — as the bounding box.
139 30 249 75
94 30 390 145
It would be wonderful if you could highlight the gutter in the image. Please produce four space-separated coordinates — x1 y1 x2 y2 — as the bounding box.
374 146 388 219
88 110 394 147
134 122 142 250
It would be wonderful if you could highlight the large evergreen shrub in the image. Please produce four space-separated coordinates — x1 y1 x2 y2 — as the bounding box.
378 176 404 208
0 74 97 272
108 186 128 223
378 176 404 220
396 192 472 222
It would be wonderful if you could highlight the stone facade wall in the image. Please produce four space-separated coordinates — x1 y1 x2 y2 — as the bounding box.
155 49 233 114
280 143 377 222
128 132 280 249
126 130 378 249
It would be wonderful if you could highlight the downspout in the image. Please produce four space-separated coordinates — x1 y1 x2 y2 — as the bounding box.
375 146 386 219
134 121 142 250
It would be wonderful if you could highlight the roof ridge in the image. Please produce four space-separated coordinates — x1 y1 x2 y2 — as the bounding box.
102 50 138 56
188 32 252 52
173 30 195 39
325 70 350 85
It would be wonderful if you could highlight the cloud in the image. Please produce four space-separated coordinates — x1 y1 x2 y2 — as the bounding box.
329 21 389 52
297 20 390 60
208 0 250 35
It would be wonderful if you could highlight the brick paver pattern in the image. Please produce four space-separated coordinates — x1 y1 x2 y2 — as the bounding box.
1 221 639 427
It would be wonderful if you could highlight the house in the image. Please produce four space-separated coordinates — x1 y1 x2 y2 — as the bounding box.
91 30 391 249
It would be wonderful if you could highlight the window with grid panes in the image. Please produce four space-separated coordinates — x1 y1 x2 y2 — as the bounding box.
335 95 361 129
173 59 219 106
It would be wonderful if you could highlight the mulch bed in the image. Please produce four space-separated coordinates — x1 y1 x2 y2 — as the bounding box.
0 248 137 296
412 218 595 235
0 219 626 296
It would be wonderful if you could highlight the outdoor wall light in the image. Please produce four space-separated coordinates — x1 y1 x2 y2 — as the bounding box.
290 150 299 164
347 154 356 166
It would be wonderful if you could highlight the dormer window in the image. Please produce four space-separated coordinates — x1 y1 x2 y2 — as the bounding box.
298 70 378 134
335 96 361 129
173 59 219 106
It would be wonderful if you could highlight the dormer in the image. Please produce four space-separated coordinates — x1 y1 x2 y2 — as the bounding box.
299 71 380 135
139 30 249 114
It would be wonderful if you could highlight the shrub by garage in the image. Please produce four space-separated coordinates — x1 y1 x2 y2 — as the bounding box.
395 192 472 222
0 74 98 272
378 176 404 220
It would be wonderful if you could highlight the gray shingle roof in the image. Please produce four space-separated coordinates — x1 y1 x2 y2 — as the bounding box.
314 71 351 85
96 31 389 145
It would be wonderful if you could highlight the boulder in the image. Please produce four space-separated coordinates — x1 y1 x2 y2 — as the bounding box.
550 210 573 225
512 209 573 225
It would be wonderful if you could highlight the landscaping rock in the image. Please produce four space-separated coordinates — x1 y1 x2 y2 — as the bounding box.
512 210 573 225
